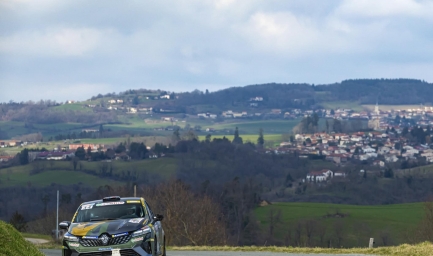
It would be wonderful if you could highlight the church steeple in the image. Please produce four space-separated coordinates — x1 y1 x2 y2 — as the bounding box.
374 100 379 115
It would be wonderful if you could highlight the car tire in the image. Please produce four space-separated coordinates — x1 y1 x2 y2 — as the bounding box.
153 237 158 256
62 249 72 256
162 236 166 256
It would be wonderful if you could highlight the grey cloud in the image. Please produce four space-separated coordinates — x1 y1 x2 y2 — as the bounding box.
0 0 432 102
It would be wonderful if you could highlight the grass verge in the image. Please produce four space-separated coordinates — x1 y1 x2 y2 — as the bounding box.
0 221 44 256
169 243 433 255
30 241 433 255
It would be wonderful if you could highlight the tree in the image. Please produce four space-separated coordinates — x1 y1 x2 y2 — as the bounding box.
402 127 409 136
41 194 50 217
75 146 86 160
384 167 394 178
9 211 27 231
115 143 126 153
132 95 140 105
205 134 212 142
332 119 342 133
72 157 79 170
232 127 243 144
141 180 226 246
19 148 29 165
325 119 329 133
172 128 181 142
99 124 104 137
257 128 264 148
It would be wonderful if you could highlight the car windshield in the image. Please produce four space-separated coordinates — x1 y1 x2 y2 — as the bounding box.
73 201 146 223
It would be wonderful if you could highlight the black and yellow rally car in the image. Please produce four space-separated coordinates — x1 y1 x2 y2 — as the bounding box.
59 196 166 256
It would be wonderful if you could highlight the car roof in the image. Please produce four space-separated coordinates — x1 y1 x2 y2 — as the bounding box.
82 197 144 204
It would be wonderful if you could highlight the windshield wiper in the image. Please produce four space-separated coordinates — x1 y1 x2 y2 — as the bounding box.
90 218 119 221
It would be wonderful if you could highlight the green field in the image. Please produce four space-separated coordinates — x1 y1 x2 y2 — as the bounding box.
0 158 177 188
198 134 283 145
255 202 424 246
362 104 426 111
204 119 300 134
52 103 92 112
320 101 365 112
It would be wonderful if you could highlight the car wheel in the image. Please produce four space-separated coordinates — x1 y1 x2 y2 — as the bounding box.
153 237 158 256
162 236 166 256
62 249 72 256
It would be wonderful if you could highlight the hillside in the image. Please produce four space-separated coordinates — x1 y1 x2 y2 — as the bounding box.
0 158 177 188
0 221 44 256
255 202 424 247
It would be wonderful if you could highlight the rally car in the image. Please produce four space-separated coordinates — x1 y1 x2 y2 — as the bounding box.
59 196 166 256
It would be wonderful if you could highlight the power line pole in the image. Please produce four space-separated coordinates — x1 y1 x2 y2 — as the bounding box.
56 190 59 241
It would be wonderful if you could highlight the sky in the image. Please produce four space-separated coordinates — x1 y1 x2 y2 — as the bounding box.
1 0 433 103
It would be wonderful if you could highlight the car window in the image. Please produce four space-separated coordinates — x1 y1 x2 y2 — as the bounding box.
145 202 154 218
73 202 146 223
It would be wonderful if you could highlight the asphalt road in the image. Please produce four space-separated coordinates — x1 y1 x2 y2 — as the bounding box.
42 249 374 256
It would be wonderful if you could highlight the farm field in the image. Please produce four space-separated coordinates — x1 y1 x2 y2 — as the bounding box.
205 119 300 134
255 202 424 246
362 104 428 111
0 170 123 188
0 158 177 187
319 101 365 112
198 134 283 144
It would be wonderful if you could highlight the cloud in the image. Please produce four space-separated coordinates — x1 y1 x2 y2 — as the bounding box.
336 0 433 19
0 81 115 102
0 28 112 57
1 0 433 102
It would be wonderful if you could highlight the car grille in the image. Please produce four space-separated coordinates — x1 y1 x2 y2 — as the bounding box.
79 235 132 247
78 250 140 256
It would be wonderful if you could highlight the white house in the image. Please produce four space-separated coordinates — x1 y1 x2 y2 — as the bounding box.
334 172 346 178
363 147 376 153
385 154 399 163
306 169 333 182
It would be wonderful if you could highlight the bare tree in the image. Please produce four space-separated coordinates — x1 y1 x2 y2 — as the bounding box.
294 220 303 246
316 221 327 247
284 226 292 246
410 200 433 243
379 228 392 246
333 220 345 248
304 219 317 247
267 208 282 239
352 221 372 247
141 180 226 246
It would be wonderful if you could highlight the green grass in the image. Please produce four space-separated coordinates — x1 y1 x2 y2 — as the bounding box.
0 158 177 187
52 103 92 112
21 233 51 240
0 170 122 188
320 101 364 111
362 104 426 111
205 120 300 134
0 221 44 256
167 242 433 256
198 134 283 144
255 202 424 246
32 242 433 255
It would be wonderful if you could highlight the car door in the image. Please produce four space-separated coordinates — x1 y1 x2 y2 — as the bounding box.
145 202 162 253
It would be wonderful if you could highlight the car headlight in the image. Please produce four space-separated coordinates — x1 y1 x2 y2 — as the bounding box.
64 232 79 242
132 226 151 237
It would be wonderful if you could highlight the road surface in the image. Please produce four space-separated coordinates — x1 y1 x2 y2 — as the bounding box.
42 249 375 256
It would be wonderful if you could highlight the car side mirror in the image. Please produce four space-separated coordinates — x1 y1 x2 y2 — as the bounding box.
59 221 71 230
153 214 164 222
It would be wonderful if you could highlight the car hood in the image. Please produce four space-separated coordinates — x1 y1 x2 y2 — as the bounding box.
69 218 147 237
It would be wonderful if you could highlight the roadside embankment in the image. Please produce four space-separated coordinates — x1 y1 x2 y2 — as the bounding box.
0 220 44 256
